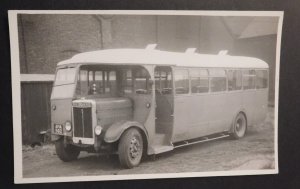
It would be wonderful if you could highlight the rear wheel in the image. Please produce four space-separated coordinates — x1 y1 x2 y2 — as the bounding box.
55 138 80 162
118 128 143 168
230 113 247 139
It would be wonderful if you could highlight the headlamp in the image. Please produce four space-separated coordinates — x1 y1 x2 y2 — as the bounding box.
65 121 72 132
94 125 102 135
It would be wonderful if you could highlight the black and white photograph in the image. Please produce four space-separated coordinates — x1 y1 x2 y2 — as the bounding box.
9 10 283 183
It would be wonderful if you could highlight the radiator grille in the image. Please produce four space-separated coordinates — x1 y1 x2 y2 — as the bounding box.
73 107 93 138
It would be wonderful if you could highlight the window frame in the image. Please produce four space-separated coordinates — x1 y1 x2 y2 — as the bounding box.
133 68 152 95
227 69 243 92
54 67 77 86
155 67 173 95
242 69 256 90
173 68 190 95
190 68 209 94
209 68 227 93
76 66 120 96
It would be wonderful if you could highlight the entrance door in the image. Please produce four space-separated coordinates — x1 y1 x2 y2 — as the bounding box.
154 66 174 137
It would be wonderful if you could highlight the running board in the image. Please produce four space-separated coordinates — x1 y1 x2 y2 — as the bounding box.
173 134 230 149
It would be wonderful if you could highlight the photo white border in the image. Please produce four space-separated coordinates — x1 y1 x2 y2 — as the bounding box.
8 10 283 184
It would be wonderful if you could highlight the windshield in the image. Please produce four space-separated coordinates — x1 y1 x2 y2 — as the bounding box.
54 67 77 86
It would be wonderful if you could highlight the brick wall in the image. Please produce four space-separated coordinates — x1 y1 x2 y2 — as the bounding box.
18 14 278 102
18 14 102 74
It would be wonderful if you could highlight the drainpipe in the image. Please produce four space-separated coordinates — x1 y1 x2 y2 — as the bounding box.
93 15 114 49
92 15 104 49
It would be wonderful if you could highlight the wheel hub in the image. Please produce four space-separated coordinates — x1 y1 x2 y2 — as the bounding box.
129 137 140 159
236 118 245 134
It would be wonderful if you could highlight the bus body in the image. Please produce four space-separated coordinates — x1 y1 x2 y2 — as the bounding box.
51 46 269 168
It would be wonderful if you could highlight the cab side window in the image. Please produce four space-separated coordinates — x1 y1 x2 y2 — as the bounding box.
134 68 152 94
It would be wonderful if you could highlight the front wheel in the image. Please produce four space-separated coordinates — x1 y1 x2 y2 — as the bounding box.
55 138 80 162
230 113 247 139
118 128 143 168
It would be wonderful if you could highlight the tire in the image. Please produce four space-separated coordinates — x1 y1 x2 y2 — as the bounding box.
55 138 80 162
230 113 247 139
118 128 143 168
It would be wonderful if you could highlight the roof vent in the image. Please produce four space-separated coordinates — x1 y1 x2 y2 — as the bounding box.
218 50 228 55
185 48 197 54
145 44 157 50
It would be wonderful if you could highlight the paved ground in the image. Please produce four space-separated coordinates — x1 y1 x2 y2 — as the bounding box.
22 107 275 178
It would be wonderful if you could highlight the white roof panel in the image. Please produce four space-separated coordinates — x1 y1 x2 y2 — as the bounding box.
57 49 268 69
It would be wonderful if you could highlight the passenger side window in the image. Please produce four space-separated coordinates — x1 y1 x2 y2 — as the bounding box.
210 69 227 92
190 69 209 93
227 70 242 91
243 70 256 90
174 69 189 94
256 70 268 89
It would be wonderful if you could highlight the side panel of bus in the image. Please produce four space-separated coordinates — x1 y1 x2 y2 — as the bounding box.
253 89 268 124
170 67 268 143
172 92 244 142
172 95 212 142
171 68 240 142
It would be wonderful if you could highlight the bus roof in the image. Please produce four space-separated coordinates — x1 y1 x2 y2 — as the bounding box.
57 49 269 69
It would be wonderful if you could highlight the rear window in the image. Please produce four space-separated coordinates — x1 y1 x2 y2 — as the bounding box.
256 70 268 89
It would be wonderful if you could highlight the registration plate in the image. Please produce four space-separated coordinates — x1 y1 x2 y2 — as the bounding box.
54 124 63 134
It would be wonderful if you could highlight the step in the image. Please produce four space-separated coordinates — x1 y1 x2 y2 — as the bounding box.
174 133 230 149
152 145 174 154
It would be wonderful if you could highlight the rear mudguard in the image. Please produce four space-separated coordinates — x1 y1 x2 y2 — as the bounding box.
229 109 248 133
104 120 148 143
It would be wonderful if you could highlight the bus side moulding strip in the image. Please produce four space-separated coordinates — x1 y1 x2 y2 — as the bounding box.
173 134 230 149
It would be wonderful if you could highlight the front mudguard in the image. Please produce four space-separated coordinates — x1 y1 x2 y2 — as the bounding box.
104 120 148 143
